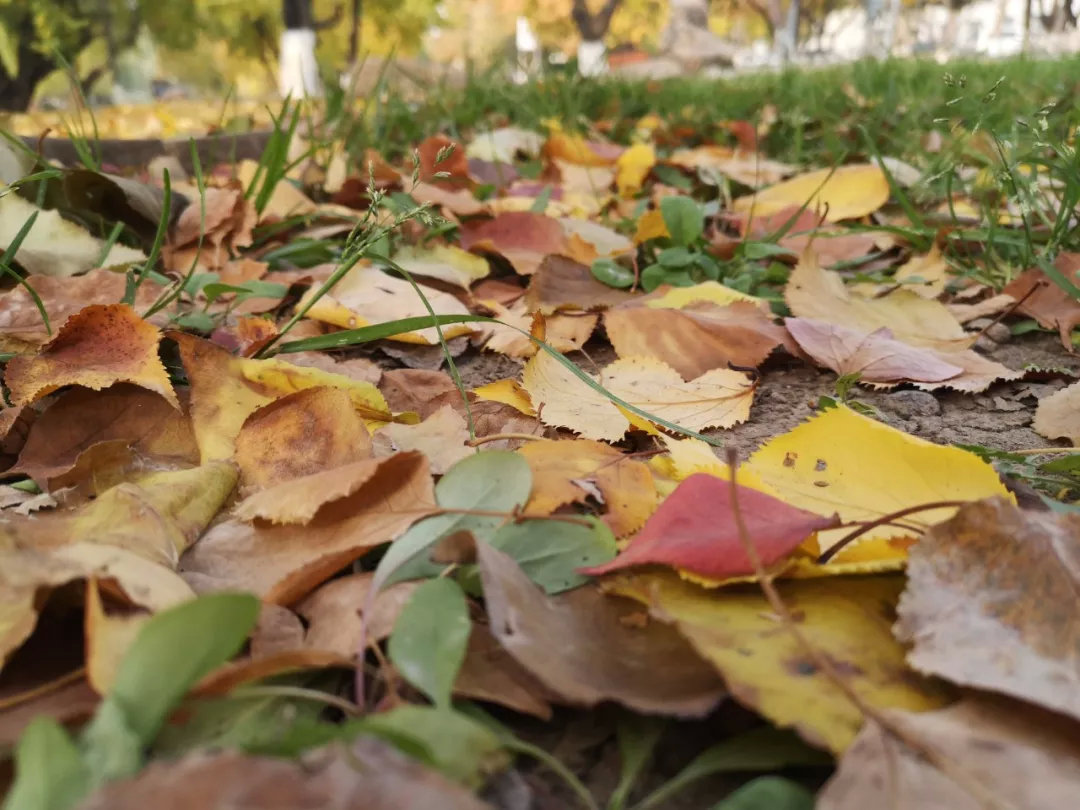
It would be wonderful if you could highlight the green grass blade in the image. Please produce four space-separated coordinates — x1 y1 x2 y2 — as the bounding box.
0 211 51 336
125 169 171 305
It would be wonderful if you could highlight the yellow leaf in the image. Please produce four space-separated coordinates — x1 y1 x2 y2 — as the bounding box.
472 378 535 416
786 251 971 351
733 164 890 222
645 281 764 309
85 579 151 694
609 571 950 753
522 350 627 441
392 244 491 289
236 159 317 219
745 406 1013 555
893 244 950 299
482 300 597 358
633 208 669 244
616 143 656 196
300 265 475 345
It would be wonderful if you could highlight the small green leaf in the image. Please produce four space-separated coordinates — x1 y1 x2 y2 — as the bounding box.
591 257 635 288
490 517 617 594
4 718 89 810
657 246 695 268
530 185 554 213
742 241 796 260
609 713 666 810
0 20 19 78
640 264 667 292
711 777 814 810
651 165 693 191
388 578 471 708
660 196 704 247
201 282 253 304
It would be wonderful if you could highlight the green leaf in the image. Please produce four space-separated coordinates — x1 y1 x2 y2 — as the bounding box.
657 246 695 267
630 727 829 810
4 719 89 810
360 706 506 787
640 264 667 292
0 20 19 78
530 185 554 213
490 517 617 594
711 777 814 810
591 257 635 288
201 282 253 304
388 579 471 708
373 451 531 590
608 713 666 810
742 241 796 260
651 165 693 191
660 196 704 247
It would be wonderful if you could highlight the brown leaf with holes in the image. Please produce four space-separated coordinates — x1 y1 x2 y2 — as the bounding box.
1003 253 1080 350
819 695 1080 810
604 300 788 379
5 304 177 409
896 498 1080 722
181 452 434 604
233 387 372 492
476 542 724 717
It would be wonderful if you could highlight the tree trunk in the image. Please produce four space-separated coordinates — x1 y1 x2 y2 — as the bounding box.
571 0 621 76
780 0 801 60
0 44 58 111
280 0 322 97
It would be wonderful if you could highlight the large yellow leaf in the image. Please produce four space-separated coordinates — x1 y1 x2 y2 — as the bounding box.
615 143 656 196
609 571 949 753
392 244 491 289
733 164 890 222
745 406 1012 556
786 251 972 351
299 265 475 345
521 352 755 442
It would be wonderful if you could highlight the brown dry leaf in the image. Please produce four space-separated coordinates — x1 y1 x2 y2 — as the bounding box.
172 333 390 462
379 369 462 419
605 300 789 379
786 251 971 351
0 678 98 748
250 604 306 658
894 244 950 298
409 181 486 217
372 404 473 475
164 182 255 272
0 269 166 348
12 385 199 487
779 228 888 268
910 347 1023 393
559 217 632 259
195 648 351 696
666 145 794 187
234 387 372 492
1002 254 1080 349
459 211 568 276
181 452 434 604
299 265 474 345
5 304 178 409
454 623 553 719
1034 379 1080 444
733 164 890 222
896 498 1080 722
948 292 1017 324
298 572 419 655
77 737 491 810
416 133 470 184
524 254 634 314
522 352 755 441
819 695 1080 810
483 301 597 358
476 542 725 716
518 439 656 537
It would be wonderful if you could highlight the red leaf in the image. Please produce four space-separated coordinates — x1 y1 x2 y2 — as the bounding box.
580 473 839 579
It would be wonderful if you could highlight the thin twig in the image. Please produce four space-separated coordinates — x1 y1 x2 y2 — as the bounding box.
466 432 545 447
228 684 362 717
816 500 968 564
971 280 1043 341
0 667 86 711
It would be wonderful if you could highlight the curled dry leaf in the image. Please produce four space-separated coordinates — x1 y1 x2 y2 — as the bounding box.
476 542 725 717
1002 253 1080 350
745 405 1011 559
459 211 568 276
605 300 789 379
786 251 971 352
896 498 1080 722
733 164 890 222
373 404 473 475
299 265 475 345
609 571 949 753
5 304 178 409
233 387 373 492
522 352 755 442
181 452 435 604
523 254 634 314
1033 378 1080 444
819 695 1080 810
0 269 166 348
77 737 491 810
583 473 838 579
164 182 255 273
518 439 656 537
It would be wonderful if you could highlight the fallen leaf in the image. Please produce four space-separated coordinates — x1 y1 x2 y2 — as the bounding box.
181 452 434 604
896 498 1080 722
615 143 656 195
477 542 725 717
12 385 199 487
233 387 372 491
518 439 656 537
299 264 474 344
236 159 316 219
85 580 151 694
454 622 553 719
409 181 486 217
297 572 419 655
379 368 462 419
745 406 1012 557
733 164 890 222
173 333 390 462
466 126 544 164
0 678 98 748
667 145 794 187
893 244 950 298
1033 379 1080 444
5 304 178 409
544 131 623 167
524 254 634 314
77 737 491 810
416 134 470 185
786 251 971 351
583 473 837 579
559 216 632 258
373 404 473 474
392 244 490 289
1002 254 1080 349
819 695 1080 810
471 379 535 417
279 351 382 385
459 211 568 276
605 300 789 379
644 282 764 309
609 571 948 753
482 300 597 358
164 182 255 272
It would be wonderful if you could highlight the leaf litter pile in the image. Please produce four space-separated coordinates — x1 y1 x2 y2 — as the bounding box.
3 101 1080 810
